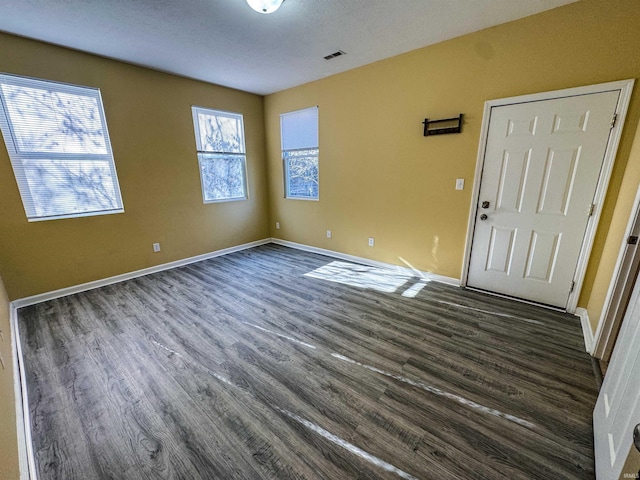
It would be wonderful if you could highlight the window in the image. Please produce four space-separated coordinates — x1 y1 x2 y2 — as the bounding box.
281 106 318 200
191 106 248 202
0 74 124 221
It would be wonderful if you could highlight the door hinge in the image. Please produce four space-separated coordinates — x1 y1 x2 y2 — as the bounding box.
570 281 575 293
588 203 595 216
628 235 639 245
611 113 618 129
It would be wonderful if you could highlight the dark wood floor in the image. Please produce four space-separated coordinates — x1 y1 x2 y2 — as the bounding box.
18 244 598 479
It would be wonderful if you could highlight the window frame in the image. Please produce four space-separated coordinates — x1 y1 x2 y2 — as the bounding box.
0 73 124 222
281 106 319 201
282 148 319 200
191 106 249 204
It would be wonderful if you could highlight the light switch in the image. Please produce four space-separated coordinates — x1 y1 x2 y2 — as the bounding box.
456 178 465 190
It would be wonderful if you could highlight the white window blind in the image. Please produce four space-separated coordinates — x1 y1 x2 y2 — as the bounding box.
281 106 319 200
191 106 248 202
0 73 124 221
281 107 318 150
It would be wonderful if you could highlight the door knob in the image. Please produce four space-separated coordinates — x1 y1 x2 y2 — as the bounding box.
482 201 490 209
480 214 488 221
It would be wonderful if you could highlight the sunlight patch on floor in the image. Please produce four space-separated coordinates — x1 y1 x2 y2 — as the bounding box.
304 261 428 296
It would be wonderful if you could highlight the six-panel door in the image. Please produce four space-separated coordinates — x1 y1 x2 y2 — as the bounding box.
467 91 619 308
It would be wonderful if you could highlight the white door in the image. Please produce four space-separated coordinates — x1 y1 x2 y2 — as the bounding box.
467 91 619 308
594 271 640 479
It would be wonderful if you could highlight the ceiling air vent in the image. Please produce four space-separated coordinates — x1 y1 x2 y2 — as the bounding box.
324 50 346 60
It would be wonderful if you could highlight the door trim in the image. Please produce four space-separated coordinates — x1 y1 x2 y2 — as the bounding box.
461 79 635 313
593 183 640 359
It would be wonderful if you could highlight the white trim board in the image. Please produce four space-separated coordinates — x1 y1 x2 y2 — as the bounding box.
9 234 591 479
270 238 460 287
10 237 272 480
8 235 457 480
12 238 271 309
593 183 640 361
576 307 594 353
10 303 34 480
12 237 457 308
461 79 635 314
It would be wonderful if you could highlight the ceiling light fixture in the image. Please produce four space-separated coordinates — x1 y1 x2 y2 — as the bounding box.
246 0 284 14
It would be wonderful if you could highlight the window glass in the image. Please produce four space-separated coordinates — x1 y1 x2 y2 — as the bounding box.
0 74 123 220
281 107 318 200
192 107 248 202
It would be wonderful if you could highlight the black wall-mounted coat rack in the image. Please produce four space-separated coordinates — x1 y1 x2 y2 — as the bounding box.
423 114 463 136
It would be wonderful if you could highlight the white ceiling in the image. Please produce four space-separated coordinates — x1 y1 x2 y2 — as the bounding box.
0 0 577 96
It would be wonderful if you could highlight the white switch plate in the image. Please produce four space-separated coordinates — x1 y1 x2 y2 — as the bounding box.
327 230 332 238
368 237 375 247
153 243 161 252
456 178 465 190
276 222 280 229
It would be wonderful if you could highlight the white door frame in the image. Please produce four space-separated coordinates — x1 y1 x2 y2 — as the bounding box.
461 79 635 313
593 183 640 360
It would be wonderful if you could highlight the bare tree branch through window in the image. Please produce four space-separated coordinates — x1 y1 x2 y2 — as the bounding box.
0 75 123 220
192 107 247 202
281 107 319 200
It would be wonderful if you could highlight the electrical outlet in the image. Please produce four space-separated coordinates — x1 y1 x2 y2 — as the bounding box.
153 243 161 252
368 237 375 247
327 230 332 238
276 222 280 229
456 178 465 190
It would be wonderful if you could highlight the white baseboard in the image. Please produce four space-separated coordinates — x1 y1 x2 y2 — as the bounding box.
9 303 35 480
270 238 460 287
12 238 271 309
9 235 456 479
576 307 594 354
13 234 459 310
10 237 272 480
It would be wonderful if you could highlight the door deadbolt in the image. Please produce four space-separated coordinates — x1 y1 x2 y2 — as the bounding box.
480 214 488 221
482 201 490 209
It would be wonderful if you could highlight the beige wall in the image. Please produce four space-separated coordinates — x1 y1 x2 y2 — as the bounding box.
620 446 640 479
0 32 269 300
0 274 19 480
264 0 640 320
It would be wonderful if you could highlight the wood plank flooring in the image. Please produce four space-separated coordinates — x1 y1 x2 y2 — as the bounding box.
18 244 598 479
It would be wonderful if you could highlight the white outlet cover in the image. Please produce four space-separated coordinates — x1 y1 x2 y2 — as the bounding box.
153 243 160 252
368 237 374 247
455 178 465 190
327 230 332 238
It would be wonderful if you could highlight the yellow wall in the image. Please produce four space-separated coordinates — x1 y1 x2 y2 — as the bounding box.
264 0 640 318
0 33 269 300
1 0 640 474
0 274 19 480
587 124 640 330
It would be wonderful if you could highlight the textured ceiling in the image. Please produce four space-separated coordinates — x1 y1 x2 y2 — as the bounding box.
0 0 578 95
